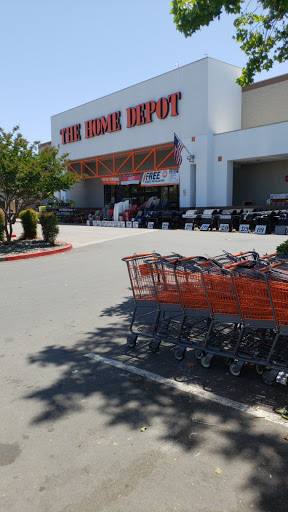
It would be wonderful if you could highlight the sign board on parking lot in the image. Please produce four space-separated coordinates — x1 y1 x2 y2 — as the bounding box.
219 224 229 232
185 223 193 230
239 224 249 233
255 225 266 234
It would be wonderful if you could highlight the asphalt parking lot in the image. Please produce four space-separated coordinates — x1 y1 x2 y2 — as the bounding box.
1 224 288 512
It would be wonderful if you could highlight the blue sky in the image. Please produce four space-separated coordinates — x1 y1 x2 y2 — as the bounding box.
1 0 287 144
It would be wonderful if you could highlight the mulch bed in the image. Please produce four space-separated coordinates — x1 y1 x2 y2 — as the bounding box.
0 239 67 256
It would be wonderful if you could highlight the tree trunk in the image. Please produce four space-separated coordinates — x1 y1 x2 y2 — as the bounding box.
4 224 12 244
4 215 13 244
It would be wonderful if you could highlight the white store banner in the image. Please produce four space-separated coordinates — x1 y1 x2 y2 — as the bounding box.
141 169 179 187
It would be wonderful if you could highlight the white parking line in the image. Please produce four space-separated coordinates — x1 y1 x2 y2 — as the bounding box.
85 352 287 426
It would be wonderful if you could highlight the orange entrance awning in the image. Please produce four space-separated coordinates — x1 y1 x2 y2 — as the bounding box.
67 143 178 179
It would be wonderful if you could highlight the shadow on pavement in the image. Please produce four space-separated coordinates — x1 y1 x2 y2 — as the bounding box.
25 296 288 512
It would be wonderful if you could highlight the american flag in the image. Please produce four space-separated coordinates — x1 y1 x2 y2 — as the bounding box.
174 133 184 166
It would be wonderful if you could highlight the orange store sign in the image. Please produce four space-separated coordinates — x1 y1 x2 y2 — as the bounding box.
100 176 120 185
60 92 181 144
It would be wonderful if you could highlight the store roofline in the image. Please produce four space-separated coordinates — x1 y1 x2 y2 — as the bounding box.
243 73 288 91
51 57 241 119
214 118 288 136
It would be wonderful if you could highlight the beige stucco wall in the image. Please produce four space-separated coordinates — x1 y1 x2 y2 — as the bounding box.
69 179 104 209
242 76 288 129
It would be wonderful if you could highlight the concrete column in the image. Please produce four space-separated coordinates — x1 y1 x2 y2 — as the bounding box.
190 164 196 207
211 159 233 206
190 132 214 207
226 161 233 206
179 162 197 208
179 158 191 208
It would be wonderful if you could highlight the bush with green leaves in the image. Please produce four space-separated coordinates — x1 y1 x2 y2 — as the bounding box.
0 208 4 241
276 240 288 255
19 209 38 239
40 213 59 245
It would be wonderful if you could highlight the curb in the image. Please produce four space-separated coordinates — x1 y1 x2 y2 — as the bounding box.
1 242 72 262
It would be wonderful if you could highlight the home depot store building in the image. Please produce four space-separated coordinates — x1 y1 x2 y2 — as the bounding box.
51 57 288 209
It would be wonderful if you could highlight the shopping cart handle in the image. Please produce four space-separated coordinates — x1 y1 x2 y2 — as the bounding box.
177 256 199 263
258 263 282 272
225 261 251 269
122 253 153 260
261 253 278 259
233 251 253 257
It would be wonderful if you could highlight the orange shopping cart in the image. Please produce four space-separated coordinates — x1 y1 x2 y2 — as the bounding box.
122 252 183 348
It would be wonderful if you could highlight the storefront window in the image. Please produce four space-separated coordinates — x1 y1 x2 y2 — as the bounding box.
104 184 179 208
169 185 178 209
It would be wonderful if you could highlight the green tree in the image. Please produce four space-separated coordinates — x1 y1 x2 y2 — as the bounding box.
170 0 288 86
0 126 78 243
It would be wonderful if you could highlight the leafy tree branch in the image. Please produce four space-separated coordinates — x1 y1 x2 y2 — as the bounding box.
170 0 288 85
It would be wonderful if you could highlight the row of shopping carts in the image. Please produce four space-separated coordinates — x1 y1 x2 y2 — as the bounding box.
122 250 288 385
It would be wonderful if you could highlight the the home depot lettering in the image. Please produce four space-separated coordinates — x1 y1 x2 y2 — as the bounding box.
59 92 181 143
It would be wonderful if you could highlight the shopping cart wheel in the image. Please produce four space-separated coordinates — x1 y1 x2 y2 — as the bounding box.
174 347 186 361
201 355 211 368
255 364 264 376
224 358 234 367
230 363 242 377
127 334 138 348
195 349 204 360
262 370 276 386
149 340 160 353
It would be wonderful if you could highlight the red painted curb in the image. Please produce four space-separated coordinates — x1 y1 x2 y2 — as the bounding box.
4 242 72 261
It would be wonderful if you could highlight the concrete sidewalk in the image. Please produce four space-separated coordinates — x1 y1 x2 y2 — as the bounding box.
12 219 288 252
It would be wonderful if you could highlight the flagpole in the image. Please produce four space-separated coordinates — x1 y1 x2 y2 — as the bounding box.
172 130 194 158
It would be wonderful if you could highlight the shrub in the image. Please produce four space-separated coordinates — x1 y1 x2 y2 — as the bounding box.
19 209 38 239
40 213 59 245
276 239 288 255
0 209 5 241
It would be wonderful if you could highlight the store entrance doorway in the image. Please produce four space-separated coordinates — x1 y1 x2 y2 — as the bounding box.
104 184 179 209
